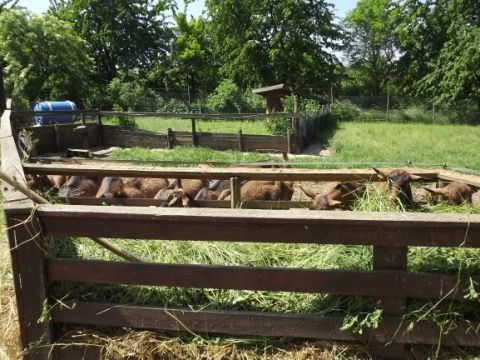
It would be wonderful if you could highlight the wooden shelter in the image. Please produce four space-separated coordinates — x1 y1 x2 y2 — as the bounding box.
252 84 289 114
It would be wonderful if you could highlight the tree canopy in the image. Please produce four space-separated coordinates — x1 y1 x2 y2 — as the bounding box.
0 9 91 108
0 0 479 111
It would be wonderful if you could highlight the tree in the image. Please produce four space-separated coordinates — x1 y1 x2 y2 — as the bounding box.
53 0 174 84
206 0 341 94
0 0 19 111
343 0 397 96
395 0 480 109
163 13 218 101
0 10 92 107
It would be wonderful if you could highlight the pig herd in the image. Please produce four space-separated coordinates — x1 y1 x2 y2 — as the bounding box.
27 166 479 210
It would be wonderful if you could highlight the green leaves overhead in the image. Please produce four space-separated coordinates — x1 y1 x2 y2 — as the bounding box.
394 0 480 106
206 0 342 93
0 9 91 106
54 0 174 83
343 0 397 96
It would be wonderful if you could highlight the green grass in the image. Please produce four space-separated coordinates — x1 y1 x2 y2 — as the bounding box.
110 146 277 165
105 116 273 135
313 122 480 170
110 121 480 172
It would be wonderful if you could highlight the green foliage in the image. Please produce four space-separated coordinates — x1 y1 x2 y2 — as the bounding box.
0 9 92 106
107 77 158 112
394 0 480 108
207 79 264 113
206 0 341 93
343 0 397 96
55 0 174 84
161 13 218 98
207 79 243 113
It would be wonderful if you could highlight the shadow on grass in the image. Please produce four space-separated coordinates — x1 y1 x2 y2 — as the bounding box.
313 114 340 148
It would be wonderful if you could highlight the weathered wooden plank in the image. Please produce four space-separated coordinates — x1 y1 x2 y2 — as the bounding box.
51 303 480 347
25 125 57 154
38 205 480 247
23 163 439 182
438 169 480 188
62 197 310 209
102 126 168 148
99 111 299 120
5 210 53 359
47 258 472 299
1 101 31 203
373 246 408 358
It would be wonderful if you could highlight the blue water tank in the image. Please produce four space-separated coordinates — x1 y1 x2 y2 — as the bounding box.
33 101 77 125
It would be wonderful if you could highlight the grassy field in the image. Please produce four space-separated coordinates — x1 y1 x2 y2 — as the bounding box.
105 116 273 135
111 121 480 171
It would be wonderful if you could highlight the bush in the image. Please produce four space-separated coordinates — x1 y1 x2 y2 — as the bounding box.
207 80 266 113
107 78 158 111
331 100 362 121
207 79 244 113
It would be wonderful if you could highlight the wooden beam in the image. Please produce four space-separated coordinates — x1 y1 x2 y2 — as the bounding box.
100 111 299 120
47 258 472 299
230 176 241 208
0 100 31 204
51 302 480 347
5 210 53 359
37 205 480 247
438 169 480 188
373 246 408 358
23 163 439 182
61 197 310 209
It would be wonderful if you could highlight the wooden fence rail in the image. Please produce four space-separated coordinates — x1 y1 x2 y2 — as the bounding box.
14 109 326 154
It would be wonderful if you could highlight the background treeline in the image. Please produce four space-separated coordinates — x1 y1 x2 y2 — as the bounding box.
0 0 478 122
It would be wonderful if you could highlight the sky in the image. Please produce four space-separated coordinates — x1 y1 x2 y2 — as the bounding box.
17 0 358 19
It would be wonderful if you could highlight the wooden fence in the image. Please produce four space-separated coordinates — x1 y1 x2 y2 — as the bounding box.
3 104 480 359
13 110 329 154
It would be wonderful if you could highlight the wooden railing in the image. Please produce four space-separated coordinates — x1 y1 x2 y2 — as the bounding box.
4 204 480 359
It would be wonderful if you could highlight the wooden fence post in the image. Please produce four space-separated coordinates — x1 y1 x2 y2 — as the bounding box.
167 128 174 149
372 246 407 359
191 119 197 147
238 129 244 152
5 208 54 359
230 177 241 208
81 110 86 126
286 129 292 154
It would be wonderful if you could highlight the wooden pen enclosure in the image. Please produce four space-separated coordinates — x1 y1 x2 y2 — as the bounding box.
2 104 480 359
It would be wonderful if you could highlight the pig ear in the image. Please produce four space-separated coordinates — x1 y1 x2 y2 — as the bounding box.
327 198 342 207
298 185 317 199
372 167 387 179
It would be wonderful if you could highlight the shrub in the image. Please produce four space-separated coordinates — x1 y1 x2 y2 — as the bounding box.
207 79 244 113
107 78 158 111
331 100 362 121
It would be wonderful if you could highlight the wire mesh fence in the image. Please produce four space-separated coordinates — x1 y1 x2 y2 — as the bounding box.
333 96 480 125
